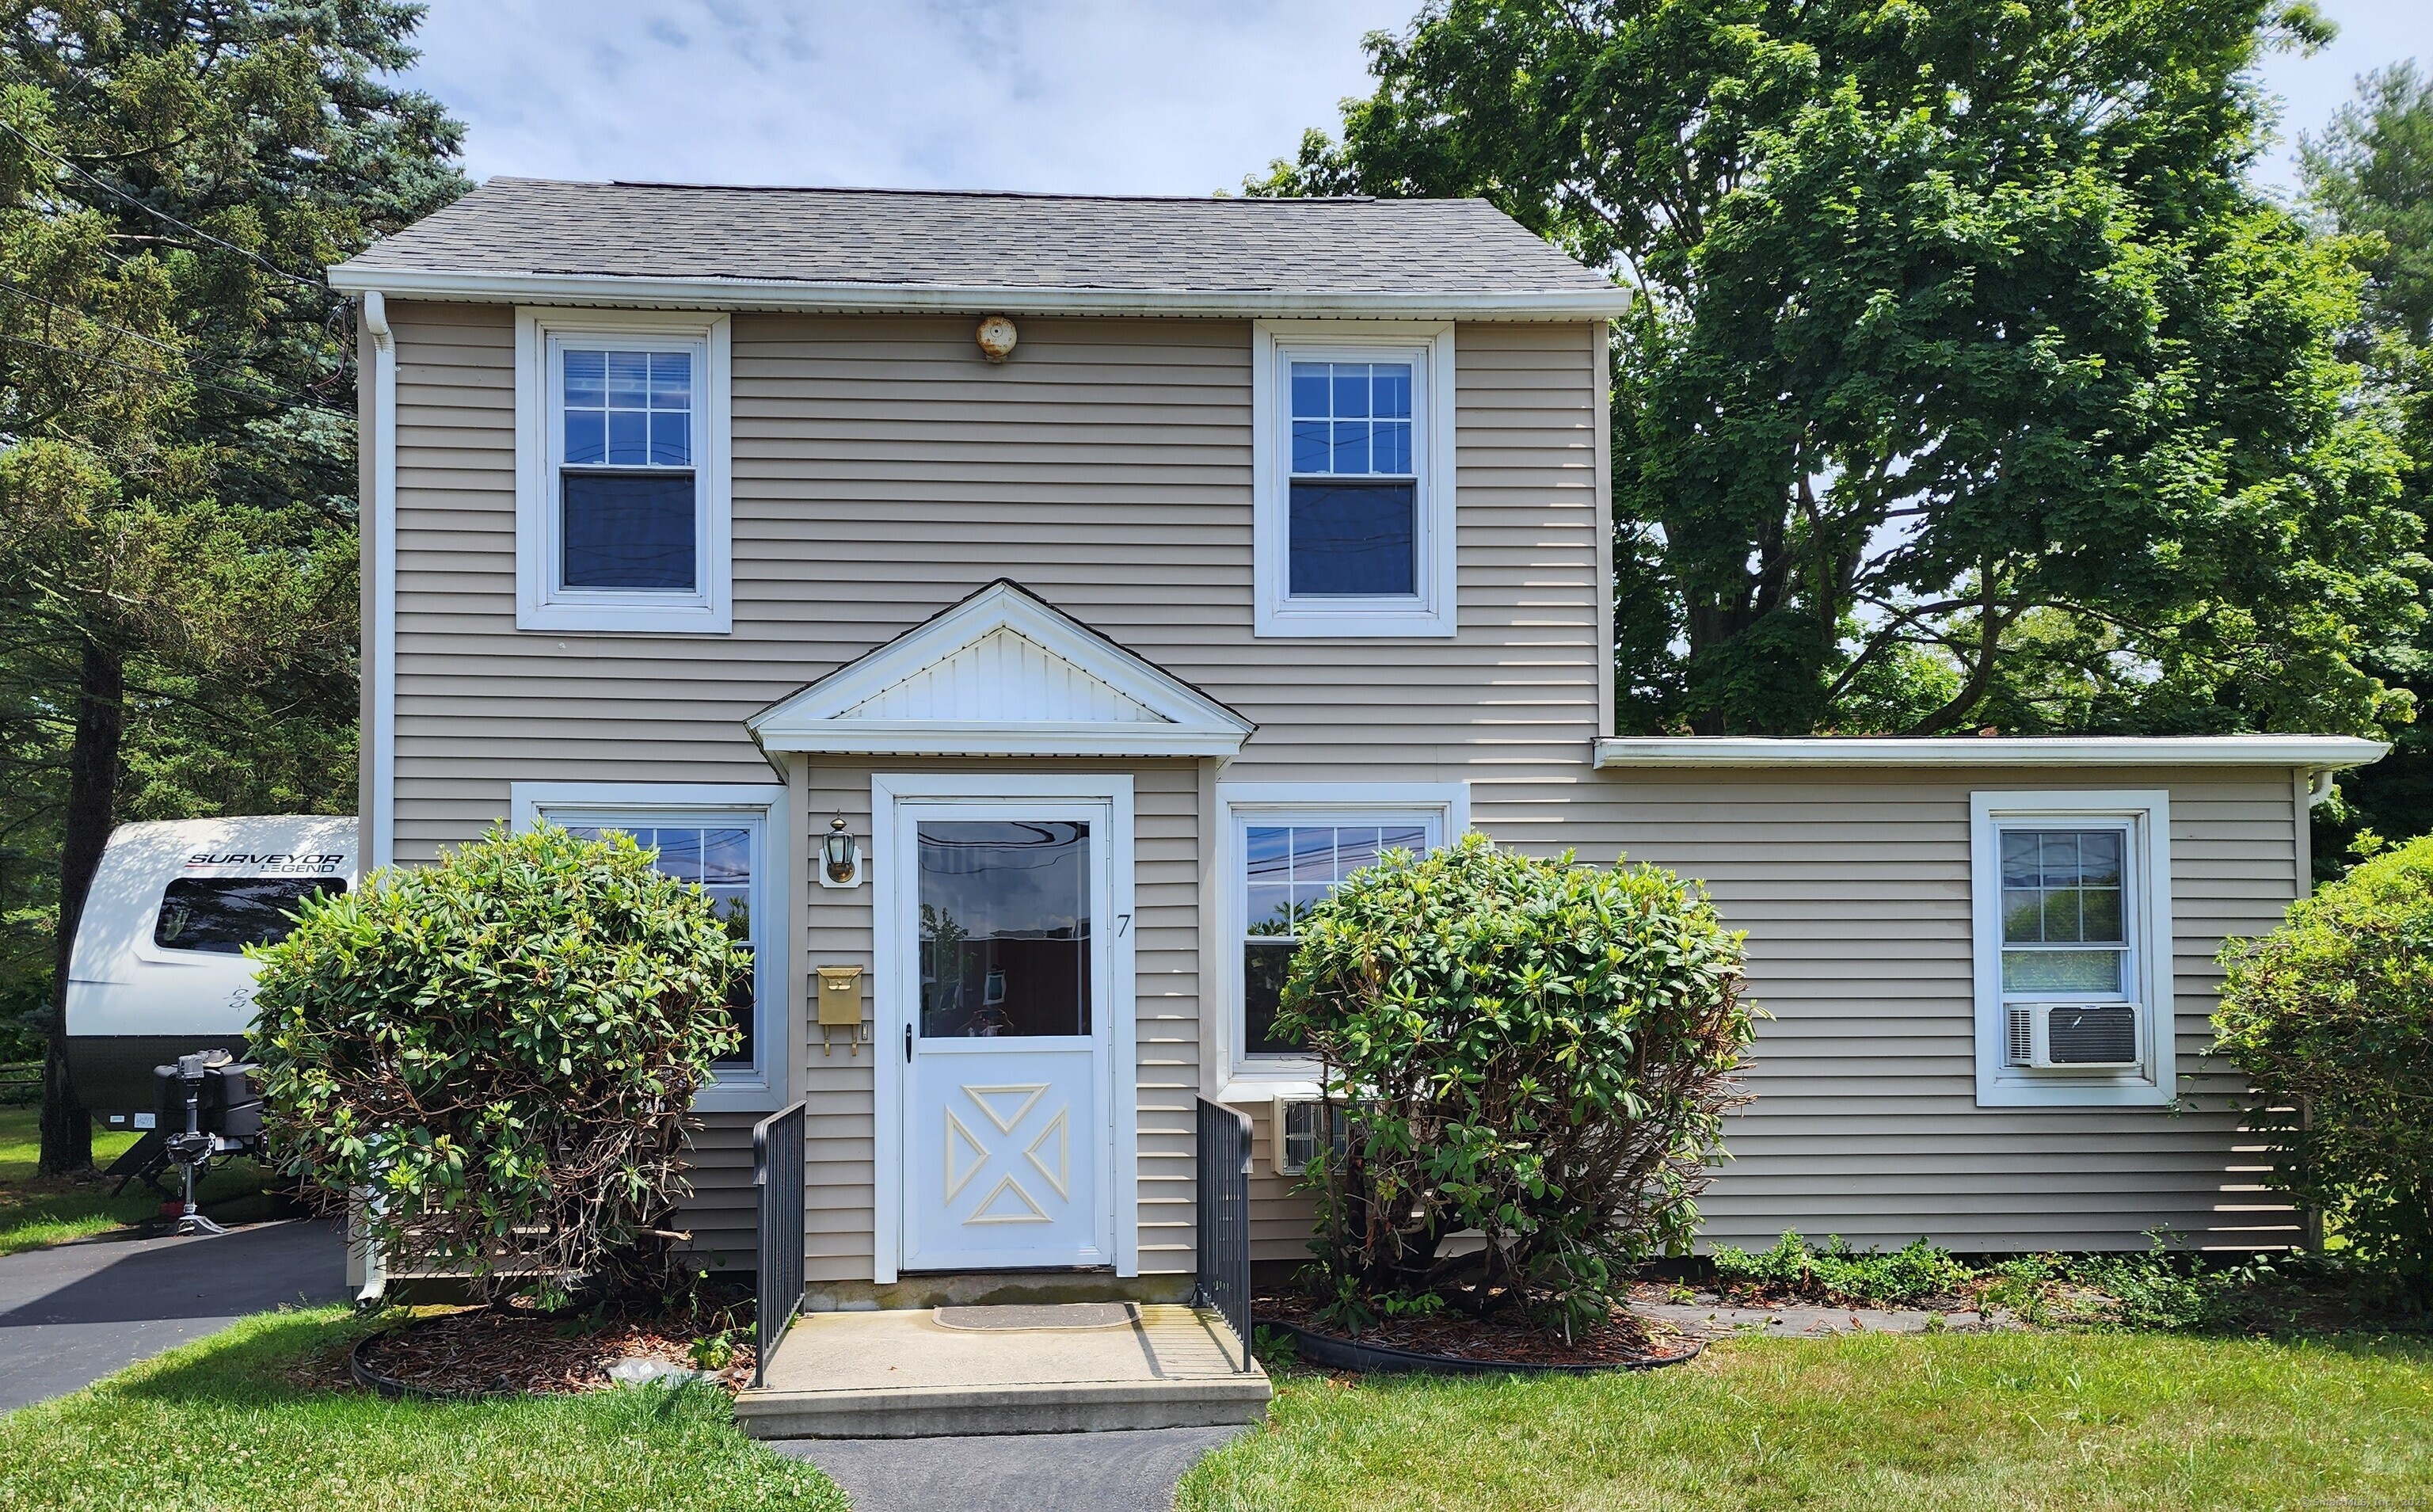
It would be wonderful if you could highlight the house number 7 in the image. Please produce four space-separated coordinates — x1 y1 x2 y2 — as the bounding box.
1116 913 1131 937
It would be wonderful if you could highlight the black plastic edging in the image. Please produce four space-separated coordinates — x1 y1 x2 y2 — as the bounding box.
349 1329 526 1403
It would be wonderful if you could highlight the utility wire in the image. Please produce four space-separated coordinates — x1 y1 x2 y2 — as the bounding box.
0 329 351 421
0 275 351 409
0 277 185 361
0 117 329 292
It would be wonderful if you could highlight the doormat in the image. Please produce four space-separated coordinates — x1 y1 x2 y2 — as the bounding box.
932 1302 1139 1332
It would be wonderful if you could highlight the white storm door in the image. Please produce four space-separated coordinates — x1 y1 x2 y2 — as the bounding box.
897 802 1115 1271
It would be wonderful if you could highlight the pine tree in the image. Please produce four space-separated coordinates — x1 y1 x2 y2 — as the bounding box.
0 2 466 1173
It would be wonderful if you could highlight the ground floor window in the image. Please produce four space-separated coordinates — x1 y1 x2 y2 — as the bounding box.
509 782 788 1110
1216 783 1468 1090
1970 790 2173 1107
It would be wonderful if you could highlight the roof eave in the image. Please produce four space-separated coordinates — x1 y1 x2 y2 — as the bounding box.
322 264 1635 320
1592 735 2391 770
752 724 1250 759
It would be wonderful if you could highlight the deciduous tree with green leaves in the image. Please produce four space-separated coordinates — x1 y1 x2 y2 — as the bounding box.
2302 62 2433 870
0 2 465 1174
1253 0 2423 741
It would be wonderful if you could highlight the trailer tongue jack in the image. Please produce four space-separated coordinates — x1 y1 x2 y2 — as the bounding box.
150 1051 264 1237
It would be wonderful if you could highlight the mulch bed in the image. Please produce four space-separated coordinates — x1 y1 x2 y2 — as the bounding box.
352 1301 755 1399
1254 1289 1698 1369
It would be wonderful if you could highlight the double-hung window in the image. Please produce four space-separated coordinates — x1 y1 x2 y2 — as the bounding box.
516 310 732 633
1217 784 1468 1098
1970 790 2172 1106
1252 322 1456 637
1242 819 1432 1056
512 783 786 1110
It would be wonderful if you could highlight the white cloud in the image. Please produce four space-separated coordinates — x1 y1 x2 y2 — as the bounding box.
405 0 1412 194
402 0 2423 201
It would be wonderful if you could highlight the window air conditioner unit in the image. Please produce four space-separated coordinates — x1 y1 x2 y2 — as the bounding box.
2006 1003 2141 1069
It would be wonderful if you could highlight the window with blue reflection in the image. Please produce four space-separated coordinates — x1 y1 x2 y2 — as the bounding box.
562 821 756 1067
559 346 697 592
1286 360 1418 596
1241 821 1430 1056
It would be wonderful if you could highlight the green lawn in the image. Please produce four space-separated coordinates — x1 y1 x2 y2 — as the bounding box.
1180 1331 2433 1511
0 1104 272 1255
0 1306 843 1510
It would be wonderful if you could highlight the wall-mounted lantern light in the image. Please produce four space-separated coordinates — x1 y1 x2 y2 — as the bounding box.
819 814 862 889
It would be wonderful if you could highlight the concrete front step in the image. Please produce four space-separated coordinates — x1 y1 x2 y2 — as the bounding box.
735 1302 1270 1440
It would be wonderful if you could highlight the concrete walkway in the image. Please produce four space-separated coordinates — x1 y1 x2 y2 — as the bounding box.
770 1426 1247 1512
0 1219 349 1412
737 1303 1268 1439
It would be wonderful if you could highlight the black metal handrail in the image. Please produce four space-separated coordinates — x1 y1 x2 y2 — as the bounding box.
1194 1096 1255 1373
751 1101 805 1389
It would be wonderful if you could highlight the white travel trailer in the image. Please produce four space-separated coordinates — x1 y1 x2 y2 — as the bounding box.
63 816 356 1122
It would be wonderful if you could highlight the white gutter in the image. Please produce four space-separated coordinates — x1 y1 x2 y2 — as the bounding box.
1593 735 2390 770
360 291 397 871
323 264 1637 322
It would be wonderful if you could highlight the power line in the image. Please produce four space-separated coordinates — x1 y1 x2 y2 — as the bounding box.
0 329 351 421
0 117 329 292
0 275 352 410
0 277 185 361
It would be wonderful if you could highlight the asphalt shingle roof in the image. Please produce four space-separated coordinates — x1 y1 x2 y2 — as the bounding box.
333 177 1615 298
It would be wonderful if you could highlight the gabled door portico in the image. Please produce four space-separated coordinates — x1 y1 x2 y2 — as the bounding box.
745 579 1255 1287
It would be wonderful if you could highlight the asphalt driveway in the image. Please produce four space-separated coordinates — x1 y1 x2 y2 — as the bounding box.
0 1219 349 1412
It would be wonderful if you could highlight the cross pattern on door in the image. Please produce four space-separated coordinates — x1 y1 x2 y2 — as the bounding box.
942 1083 1071 1226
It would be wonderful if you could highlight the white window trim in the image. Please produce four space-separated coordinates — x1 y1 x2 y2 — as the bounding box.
1211 782 1469 1102
1251 320 1456 638
514 308 733 634
1970 789 2173 1108
509 781 789 1112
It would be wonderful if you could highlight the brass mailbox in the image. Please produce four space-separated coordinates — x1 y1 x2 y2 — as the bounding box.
816 965 866 1056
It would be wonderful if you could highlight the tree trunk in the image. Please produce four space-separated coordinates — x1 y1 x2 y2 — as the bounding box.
39 639 123 1177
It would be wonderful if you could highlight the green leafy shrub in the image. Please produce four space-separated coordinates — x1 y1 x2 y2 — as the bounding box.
1710 1232 1974 1306
250 824 744 1302
2214 836 2433 1300
1275 836 1756 1335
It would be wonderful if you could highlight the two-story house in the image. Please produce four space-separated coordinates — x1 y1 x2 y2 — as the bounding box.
326 178 2382 1319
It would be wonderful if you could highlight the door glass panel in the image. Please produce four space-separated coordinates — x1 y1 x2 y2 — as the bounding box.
918 820 1091 1038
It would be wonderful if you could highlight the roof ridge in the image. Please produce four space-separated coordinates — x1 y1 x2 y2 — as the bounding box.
475 174 1396 207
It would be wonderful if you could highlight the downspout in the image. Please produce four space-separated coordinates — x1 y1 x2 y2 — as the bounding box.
361 291 397 871
354 291 398 1305
2304 767 2337 807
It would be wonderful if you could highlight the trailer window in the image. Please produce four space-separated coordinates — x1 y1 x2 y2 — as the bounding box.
154 878 346 955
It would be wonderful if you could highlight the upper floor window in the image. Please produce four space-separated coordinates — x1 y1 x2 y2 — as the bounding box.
1253 322 1456 638
515 310 732 634
560 348 697 592
1289 360 1416 596
1970 790 2173 1107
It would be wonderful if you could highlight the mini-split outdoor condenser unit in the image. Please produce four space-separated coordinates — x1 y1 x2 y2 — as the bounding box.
2005 1002 2141 1069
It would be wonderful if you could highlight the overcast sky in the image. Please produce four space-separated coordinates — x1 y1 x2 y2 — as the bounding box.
405 0 2423 200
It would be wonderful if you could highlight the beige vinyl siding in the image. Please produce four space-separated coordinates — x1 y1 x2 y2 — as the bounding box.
1244 766 2304 1262
379 292 2311 1266
680 1114 757 1266
796 757 1199 1282
381 301 1597 1270
383 303 1603 859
